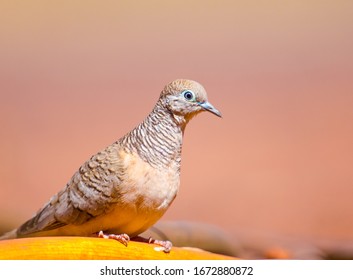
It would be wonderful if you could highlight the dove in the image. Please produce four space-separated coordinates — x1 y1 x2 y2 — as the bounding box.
0 79 221 252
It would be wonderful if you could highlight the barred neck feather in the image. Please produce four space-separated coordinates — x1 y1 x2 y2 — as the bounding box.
120 100 184 168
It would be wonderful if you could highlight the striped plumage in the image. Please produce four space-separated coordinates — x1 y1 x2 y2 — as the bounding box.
121 99 183 168
0 79 221 250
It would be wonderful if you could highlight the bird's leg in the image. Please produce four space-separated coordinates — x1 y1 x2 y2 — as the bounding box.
97 230 130 247
131 236 173 253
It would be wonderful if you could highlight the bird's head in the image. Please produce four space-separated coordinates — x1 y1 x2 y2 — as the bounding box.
160 79 222 123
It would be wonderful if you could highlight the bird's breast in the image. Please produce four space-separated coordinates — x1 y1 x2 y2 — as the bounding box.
118 149 180 212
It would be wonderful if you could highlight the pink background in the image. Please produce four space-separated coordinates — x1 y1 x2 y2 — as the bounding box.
1 1 352 247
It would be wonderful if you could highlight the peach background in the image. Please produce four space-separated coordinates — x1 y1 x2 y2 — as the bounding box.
1 0 352 245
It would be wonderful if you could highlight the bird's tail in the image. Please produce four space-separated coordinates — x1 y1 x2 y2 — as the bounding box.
0 229 17 240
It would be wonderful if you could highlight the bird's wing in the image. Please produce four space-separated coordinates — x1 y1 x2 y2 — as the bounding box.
17 144 124 237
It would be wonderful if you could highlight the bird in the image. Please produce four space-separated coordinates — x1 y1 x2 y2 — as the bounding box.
0 79 221 252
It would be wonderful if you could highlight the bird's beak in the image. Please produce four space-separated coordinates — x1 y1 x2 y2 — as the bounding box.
199 101 222 118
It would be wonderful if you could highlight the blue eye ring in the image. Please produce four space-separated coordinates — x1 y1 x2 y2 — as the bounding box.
182 90 196 101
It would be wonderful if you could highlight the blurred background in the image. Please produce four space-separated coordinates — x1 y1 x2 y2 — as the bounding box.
1 0 352 259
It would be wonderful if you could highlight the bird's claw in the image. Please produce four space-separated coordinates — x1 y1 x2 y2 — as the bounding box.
97 231 172 253
148 237 173 253
98 230 130 247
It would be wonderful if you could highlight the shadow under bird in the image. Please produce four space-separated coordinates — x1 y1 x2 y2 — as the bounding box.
0 79 221 252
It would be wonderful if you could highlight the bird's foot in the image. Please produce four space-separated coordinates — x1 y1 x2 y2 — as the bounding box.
148 237 173 253
97 231 130 247
131 236 172 253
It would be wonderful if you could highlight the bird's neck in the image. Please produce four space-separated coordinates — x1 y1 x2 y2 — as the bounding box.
122 101 185 168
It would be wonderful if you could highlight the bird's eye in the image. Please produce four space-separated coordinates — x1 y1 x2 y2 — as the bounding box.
182 90 195 101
